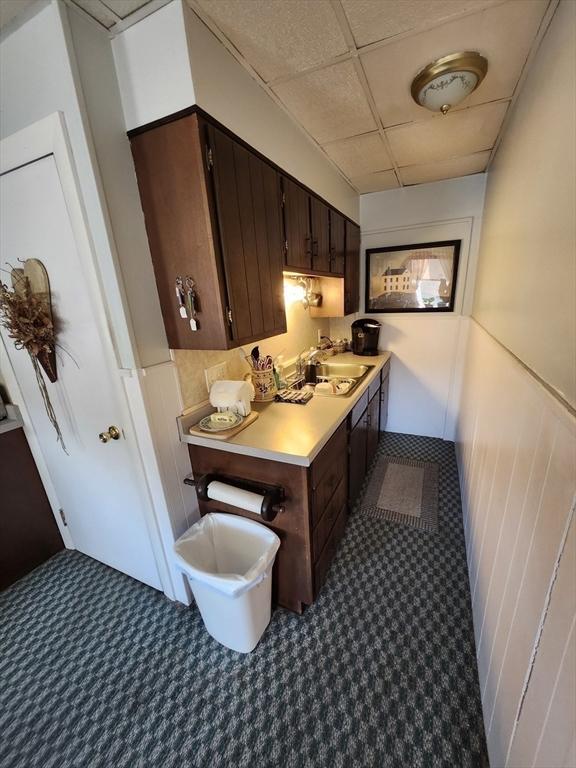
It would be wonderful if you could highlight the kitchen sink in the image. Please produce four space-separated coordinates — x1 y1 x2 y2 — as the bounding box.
315 363 373 379
283 363 374 398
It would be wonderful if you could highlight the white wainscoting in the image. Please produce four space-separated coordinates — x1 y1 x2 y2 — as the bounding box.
456 318 576 768
126 360 199 604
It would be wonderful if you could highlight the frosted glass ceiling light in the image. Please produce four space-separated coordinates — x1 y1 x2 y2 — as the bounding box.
411 52 488 115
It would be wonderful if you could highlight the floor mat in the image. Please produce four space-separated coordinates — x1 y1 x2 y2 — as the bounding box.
360 455 438 531
0 432 488 768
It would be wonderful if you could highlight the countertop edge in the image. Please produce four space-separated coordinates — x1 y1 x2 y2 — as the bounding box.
178 352 390 466
0 404 24 435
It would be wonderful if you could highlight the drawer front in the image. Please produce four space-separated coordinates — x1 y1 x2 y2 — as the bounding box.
311 420 347 490
350 390 369 429
314 502 347 596
368 371 382 401
313 475 346 560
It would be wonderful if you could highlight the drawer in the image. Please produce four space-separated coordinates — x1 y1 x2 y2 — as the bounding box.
313 475 346 560
311 420 347 490
368 371 382 401
350 390 369 429
314 502 347 596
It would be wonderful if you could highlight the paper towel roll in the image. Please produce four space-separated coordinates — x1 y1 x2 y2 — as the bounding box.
206 480 264 515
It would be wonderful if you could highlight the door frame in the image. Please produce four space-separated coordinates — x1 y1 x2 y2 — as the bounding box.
0 112 177 598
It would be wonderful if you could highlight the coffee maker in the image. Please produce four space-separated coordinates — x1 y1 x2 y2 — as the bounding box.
351 319 381 356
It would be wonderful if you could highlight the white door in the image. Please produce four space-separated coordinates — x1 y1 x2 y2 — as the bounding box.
0 154 162 590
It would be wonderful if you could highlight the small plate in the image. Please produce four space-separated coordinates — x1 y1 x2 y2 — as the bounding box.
198 412 243 433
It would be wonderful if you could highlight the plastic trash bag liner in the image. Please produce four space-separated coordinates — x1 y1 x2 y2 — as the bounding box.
173 512 280 598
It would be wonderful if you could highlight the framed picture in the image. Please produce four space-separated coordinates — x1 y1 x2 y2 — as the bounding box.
365 240 461 313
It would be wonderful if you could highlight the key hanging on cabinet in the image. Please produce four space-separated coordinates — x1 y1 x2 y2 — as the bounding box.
185 276 199 331
175 276 187 319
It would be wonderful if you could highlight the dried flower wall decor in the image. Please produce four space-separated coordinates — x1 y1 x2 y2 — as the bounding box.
0 259 67 452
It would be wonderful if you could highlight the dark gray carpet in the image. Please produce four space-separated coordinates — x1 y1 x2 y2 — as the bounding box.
0 432 488 768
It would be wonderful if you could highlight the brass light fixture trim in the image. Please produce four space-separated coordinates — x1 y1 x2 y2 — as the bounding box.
411 51 488 115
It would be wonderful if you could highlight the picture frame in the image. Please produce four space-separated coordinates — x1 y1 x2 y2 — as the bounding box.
365 239 461 313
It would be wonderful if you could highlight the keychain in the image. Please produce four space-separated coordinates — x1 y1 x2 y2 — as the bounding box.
185 276 199 331
175 277 187 319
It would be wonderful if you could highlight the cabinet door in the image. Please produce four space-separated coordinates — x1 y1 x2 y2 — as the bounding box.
209 125 286 342
283 177 312 271
329 209 345 275
349 410 368 504
380 367 389 431
344 220 360 315
310 197 330 272
366 390 381 468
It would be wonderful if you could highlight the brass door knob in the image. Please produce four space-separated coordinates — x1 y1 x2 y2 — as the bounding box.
99 426 121 443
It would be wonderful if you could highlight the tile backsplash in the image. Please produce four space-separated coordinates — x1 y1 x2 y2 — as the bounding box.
174 301 330 411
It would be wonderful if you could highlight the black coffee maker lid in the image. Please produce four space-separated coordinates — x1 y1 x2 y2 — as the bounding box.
352 318 381 329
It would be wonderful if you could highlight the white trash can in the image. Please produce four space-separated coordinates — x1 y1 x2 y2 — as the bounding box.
174 513 281 653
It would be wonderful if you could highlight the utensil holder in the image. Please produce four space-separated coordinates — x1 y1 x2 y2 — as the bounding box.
251 368 277 402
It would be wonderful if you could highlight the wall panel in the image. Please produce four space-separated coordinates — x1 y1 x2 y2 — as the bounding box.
456 318 576 767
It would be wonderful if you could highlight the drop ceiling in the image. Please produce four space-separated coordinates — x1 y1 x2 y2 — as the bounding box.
190 0 551 192
3 0 552 193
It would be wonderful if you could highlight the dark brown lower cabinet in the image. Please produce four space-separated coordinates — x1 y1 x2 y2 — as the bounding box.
348 367 388 505
186 364 389 612
0 427 63 590
366 392 381 469
188 422 348 614
348 409 368 506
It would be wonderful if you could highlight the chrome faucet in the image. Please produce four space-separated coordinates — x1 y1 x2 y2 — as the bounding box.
296 348 326 378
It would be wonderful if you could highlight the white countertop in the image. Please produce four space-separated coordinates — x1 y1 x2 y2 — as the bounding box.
178 351 390 466
0 404 24 435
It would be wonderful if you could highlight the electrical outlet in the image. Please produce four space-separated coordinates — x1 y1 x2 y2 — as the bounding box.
205 362 228 392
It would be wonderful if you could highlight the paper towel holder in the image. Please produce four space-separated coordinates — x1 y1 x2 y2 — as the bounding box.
191 473 285 522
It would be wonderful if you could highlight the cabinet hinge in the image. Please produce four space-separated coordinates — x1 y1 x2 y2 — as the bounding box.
284 240 288 253
59 508 67 526
206 146 214 170
281 191 286 207
226 307 233 325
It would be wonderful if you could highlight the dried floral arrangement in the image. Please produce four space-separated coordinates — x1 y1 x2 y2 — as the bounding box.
0 262 67 452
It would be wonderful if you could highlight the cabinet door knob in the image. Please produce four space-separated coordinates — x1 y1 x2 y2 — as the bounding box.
99 426 121 443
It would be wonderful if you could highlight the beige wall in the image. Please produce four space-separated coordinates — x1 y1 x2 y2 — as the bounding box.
473 0 576 409
174 295 329 411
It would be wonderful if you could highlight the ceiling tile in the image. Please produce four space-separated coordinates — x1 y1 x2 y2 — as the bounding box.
341 0 502 48
386 100 508 166
398 151 491 185
323 132 393 177
101 0 154 19
351 170 399 194
194 0 348 82
72 0 119 27
361 0 547 127
273 61 377 144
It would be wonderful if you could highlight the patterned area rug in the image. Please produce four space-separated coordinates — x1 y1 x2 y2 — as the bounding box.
0 432 488 768
361 455 438 531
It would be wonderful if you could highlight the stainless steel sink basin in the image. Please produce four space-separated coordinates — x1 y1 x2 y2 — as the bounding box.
315 363 372 379
282 363 374 399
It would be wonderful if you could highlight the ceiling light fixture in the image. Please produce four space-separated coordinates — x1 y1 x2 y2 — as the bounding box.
411 51 488 115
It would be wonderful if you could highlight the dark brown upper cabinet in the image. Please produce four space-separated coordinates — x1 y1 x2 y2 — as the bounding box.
283 177 351 280
282 176 312 271
130 112 286 349
329 210 346 276
310 197 330 272
344 220 361 315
